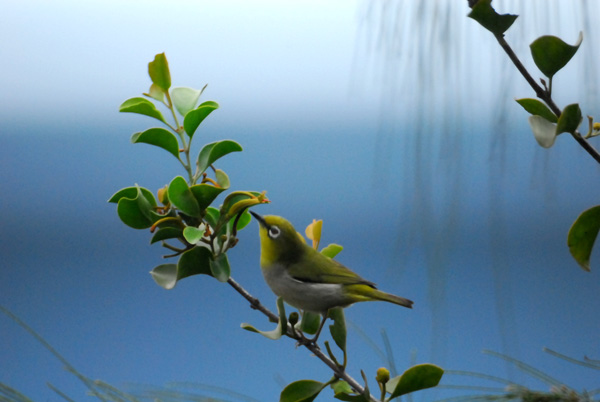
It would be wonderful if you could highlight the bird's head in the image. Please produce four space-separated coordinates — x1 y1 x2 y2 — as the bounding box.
250 212 306 267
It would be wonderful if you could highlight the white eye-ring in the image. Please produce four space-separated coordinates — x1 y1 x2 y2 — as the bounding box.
268 226 281 239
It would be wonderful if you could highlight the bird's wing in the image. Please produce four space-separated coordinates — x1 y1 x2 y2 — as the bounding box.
288 248 376 287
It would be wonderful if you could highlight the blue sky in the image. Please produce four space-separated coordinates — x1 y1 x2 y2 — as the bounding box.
2 1 600 401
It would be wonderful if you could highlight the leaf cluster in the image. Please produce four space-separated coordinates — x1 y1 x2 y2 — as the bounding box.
109 53 269 289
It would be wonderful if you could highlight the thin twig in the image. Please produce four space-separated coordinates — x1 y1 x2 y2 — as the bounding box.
226 276 377 402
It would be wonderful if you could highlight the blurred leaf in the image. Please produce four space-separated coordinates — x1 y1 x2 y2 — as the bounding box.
530 33 583 78
182 226 206 244
388 364 444 399
515 98 557 123
190 184 227 211
334 392 370 402
197 139 242 174
331 381 353 395
555 103 582 135
280 380 327 402
328 308 346 353
210 253 231 282
171 86 206 116
148 53 171 91
305 219 323 250
299 311 320 335
214 169 230 189
242 297 287 340
321 244 343 259
468 0 517 36
204 207 220 229
131 127 180 159
115 185 160 229
145 83 164 101
528 115 558 148
229 209 252 232
183 101 219 138
150 227 183 244
567 205 600 272
119 97 167 124
168 176 201 217
149 264 179 290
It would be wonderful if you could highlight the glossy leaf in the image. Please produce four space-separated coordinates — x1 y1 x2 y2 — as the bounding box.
204 207 220 229
168 176 201 217
229 209 252 232
388 364 444 399
171 86 205 116
328 308 346 353
219 191 269 226
150 246 213 289
183 101 219 138
299 311 320 335
148 53 171 91
567 205 600 272
131 127 180 159
115 186 160 229
196 139 242 175
210 253 231 282
242 297 288 340
555 103 582 135
515 98 557 123
321 244 343 259
150 227 183 244
528 115 558 148
190 184 227 211
182 225 206 244
280 380 327 402
119 97 167 125
468 0 517 36
530 32 583 78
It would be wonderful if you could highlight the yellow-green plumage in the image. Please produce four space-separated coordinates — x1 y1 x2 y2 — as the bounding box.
251 213 413 314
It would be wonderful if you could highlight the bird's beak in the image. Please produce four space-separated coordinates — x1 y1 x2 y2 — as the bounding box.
250 211 267 228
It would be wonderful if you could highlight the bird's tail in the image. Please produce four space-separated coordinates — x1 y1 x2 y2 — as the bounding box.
348 284 413 308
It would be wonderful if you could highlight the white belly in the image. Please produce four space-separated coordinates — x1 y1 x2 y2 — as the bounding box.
262 263 350 313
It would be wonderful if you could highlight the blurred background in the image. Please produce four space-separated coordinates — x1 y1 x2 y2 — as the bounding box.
1 0 599 400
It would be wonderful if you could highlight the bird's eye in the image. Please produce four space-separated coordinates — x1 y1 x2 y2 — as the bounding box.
268 226 281 239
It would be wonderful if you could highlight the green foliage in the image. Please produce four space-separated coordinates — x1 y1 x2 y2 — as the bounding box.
467 0 517 36
555 103 582 135
241 297 288 340
515 98 557 123
387 364 444 399
530 33 583 79
567 205 600 272
111 53 269 288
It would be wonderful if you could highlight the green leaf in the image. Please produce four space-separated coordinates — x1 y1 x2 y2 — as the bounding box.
567 205 600 272
334 392 370 402
280 380 327 402
131 127 180 159
218 191 268 229
555 103 582 135
214 169 230 189
171 86 206 116
321 244 343 259
328 308 346 353
145 83 164 102
467 0 517 36
299 311 321 335
515 98 557 123
190 184 226 211
204 207 220 229
388 364 444 399
119 97 167 125
229 209 252 232
331 381 353 396
168 176 201 217
210 253 231 282
150 227 183 244
242 297 288 340
148 53 171 91
530 32 583 78
197 139 242 175
108 186 157 204
182 226 206 244
114 185 160 229
528 115 558 148
183 101 220 138
150 246 213 289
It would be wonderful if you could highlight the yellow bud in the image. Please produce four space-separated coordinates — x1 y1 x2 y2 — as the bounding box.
376 367 390 384
594 122 600 131
157 185 169 205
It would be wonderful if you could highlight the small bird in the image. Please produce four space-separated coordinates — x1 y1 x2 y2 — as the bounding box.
250 212 413 343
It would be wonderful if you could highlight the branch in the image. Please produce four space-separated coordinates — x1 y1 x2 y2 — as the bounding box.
493 33 600 164
226 276 377 402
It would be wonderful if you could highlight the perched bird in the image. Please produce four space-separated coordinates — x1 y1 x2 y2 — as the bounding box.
250 212 413 343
